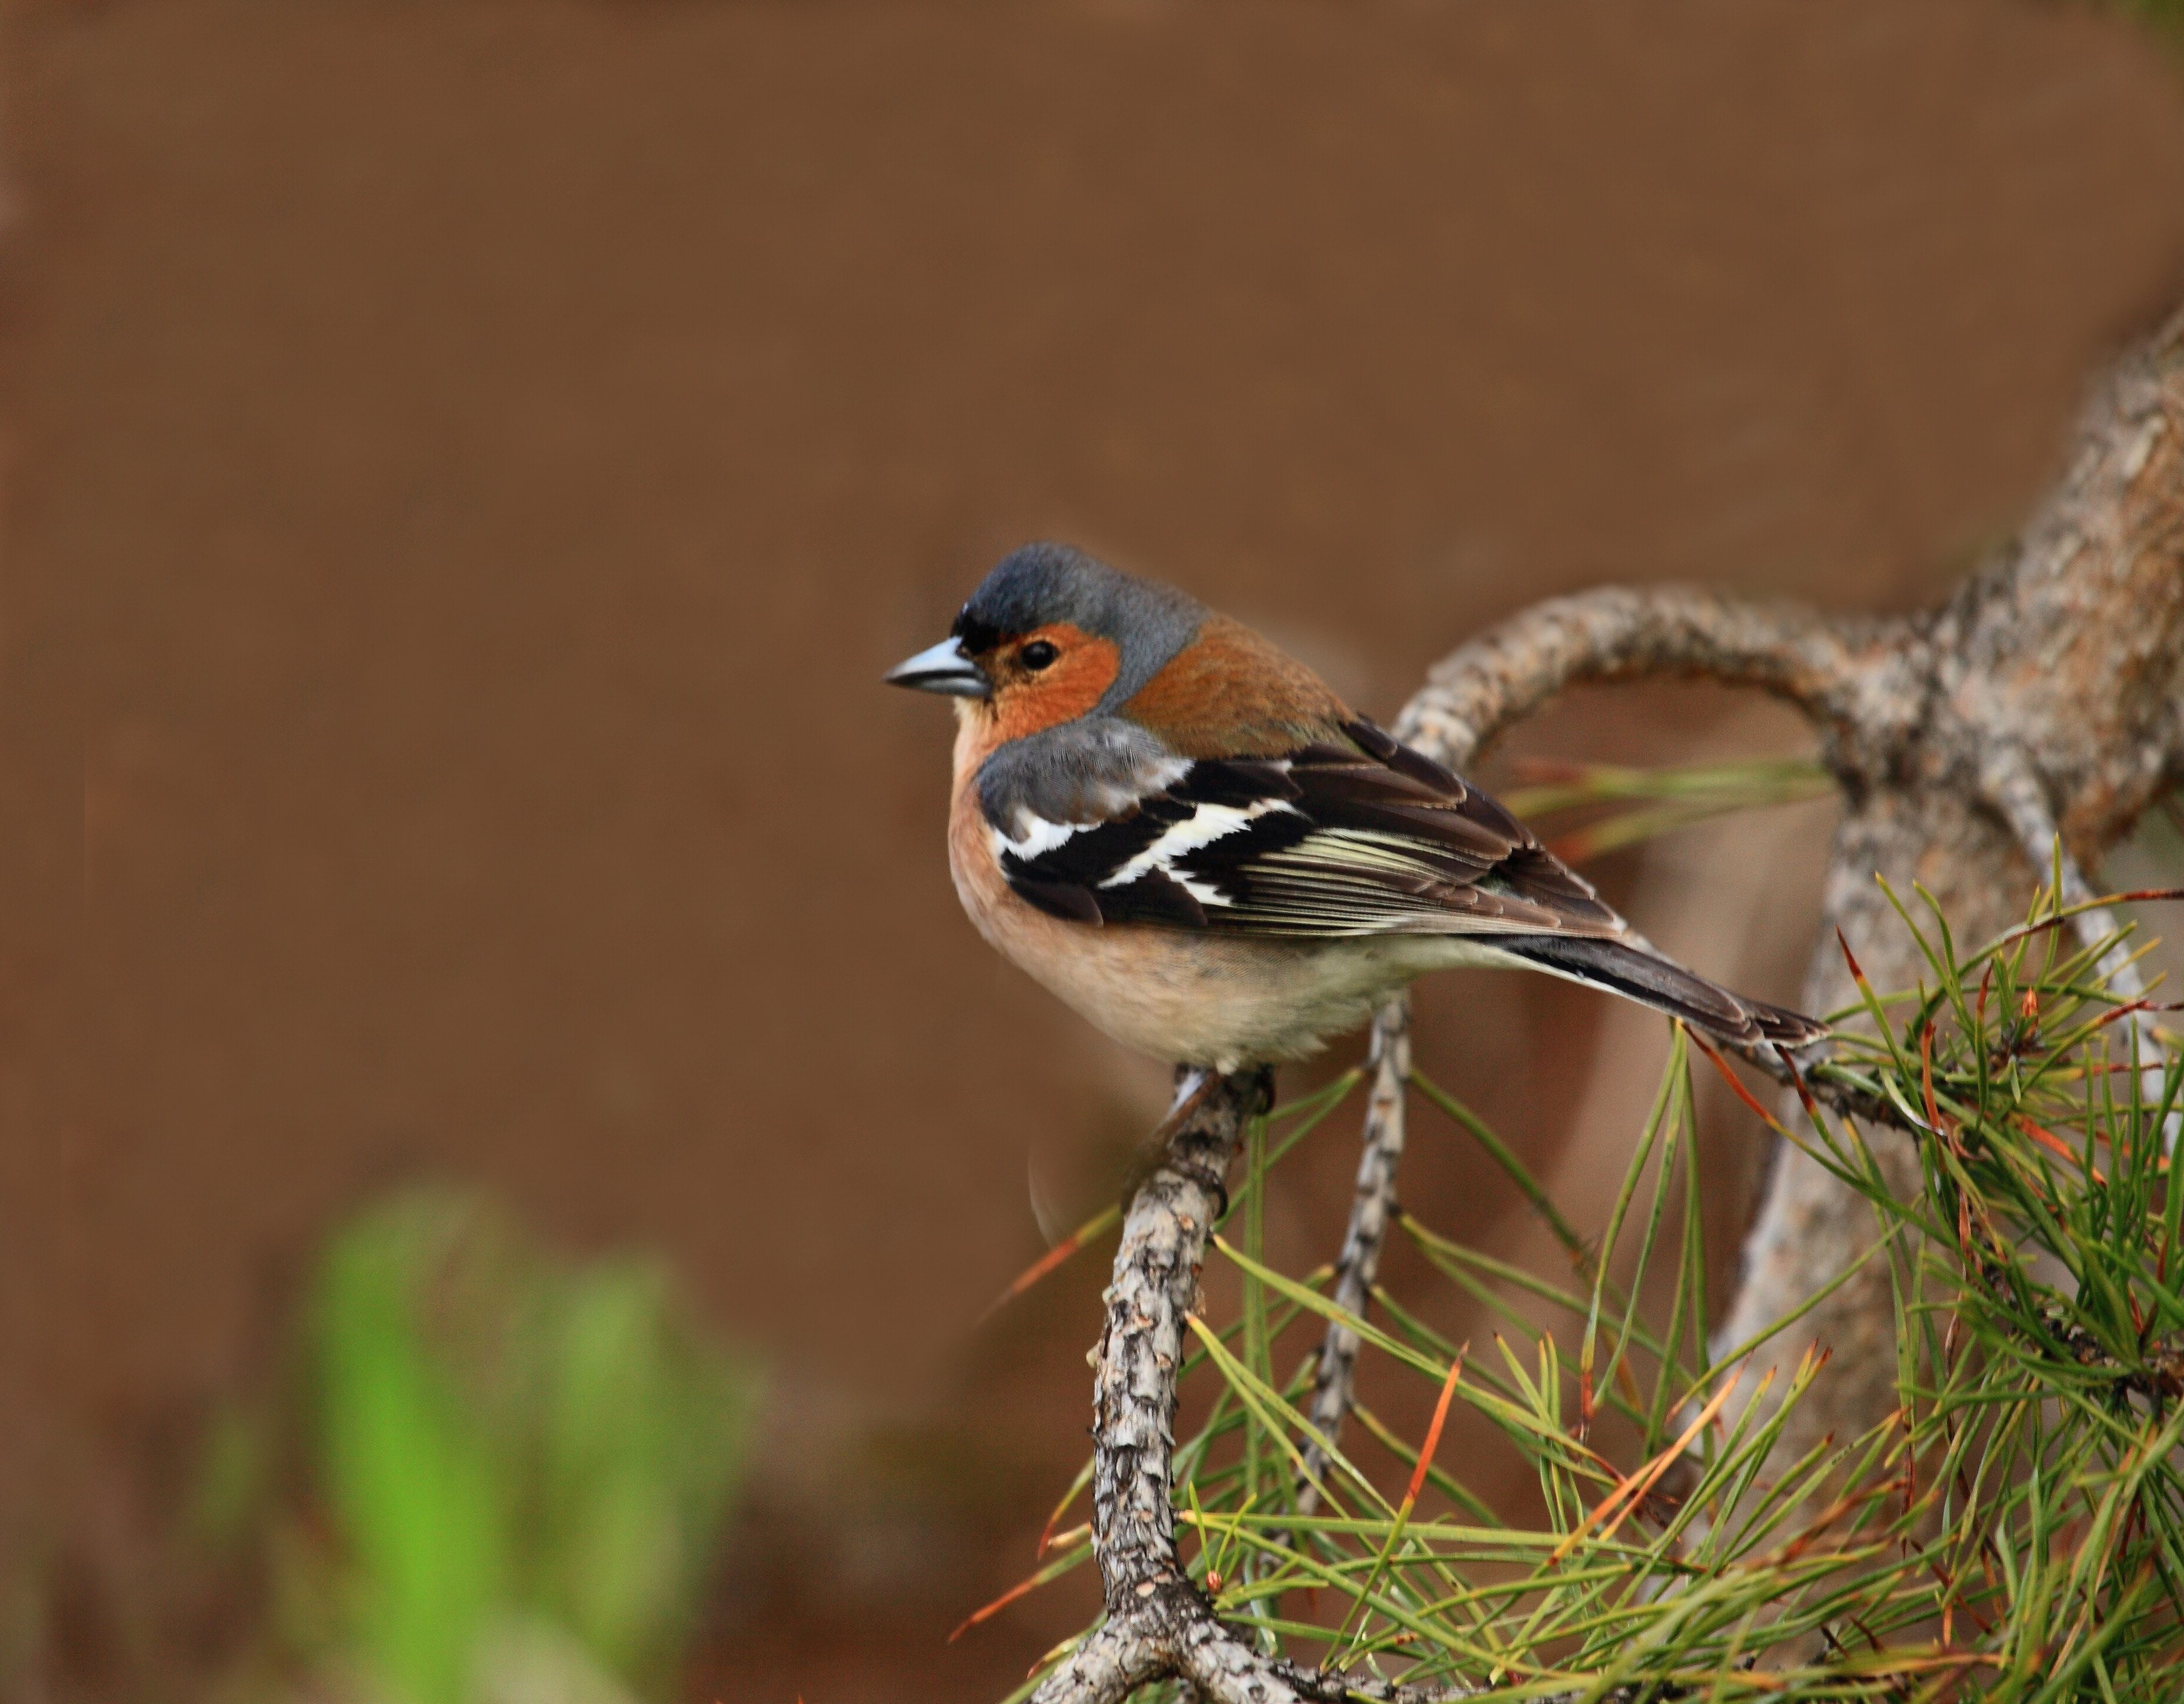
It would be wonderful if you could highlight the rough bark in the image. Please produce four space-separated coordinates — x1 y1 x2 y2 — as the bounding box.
1038 311 2183 1700
1028 1066 1480 1704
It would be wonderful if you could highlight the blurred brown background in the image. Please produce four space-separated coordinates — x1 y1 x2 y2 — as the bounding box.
9 0 2184 1698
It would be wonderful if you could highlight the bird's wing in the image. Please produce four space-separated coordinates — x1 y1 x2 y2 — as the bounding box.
980 717 1627 940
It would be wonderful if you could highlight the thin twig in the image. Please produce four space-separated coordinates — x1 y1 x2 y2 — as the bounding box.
1293 994 1411 1522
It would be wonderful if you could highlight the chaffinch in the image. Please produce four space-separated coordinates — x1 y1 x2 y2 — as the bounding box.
887 543 1823 1071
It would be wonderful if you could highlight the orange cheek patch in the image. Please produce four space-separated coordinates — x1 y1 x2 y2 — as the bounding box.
993 625 1121 742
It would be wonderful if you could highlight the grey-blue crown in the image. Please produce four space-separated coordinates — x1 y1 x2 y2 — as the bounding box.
952 543 1206 716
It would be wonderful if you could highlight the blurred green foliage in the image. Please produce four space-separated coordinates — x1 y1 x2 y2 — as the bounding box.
206 1190 763 1704
2103 0 2184 58
2121 0 2184 31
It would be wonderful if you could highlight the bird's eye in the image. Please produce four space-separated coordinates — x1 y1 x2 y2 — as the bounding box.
1020 640 1060 671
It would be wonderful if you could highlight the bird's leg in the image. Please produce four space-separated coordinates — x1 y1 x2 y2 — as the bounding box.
1118 1066 1218 1213
1166 1063 1214 1123
1118 1065 1273 1217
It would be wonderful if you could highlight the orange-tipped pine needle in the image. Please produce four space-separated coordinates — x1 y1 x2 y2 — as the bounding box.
1775 1043 1820 1121
1773 1483 1879 1566
1919 1023 1945 1137
1991 887 2184 953
1552 1364 1751 1563
2018 1115 2105 1184
1326 1347 1469 1670
1036 1461 1094 1557
1689 1027 1791 1136
2089 997 2163 1033
1043 1522 1089 1556
950 1573 1046 1643
949 1535 1091 1643
979 1205 1120 1326
1403 1351 1466 1511
1836 926 1869 991
1922 1018 1939 1127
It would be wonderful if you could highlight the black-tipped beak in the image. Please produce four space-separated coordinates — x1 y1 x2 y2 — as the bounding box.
884 636 990 698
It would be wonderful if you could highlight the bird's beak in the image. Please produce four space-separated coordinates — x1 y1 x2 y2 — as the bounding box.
884 635 991 698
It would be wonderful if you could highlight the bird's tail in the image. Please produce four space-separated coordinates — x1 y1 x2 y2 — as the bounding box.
1502 934 1826 1049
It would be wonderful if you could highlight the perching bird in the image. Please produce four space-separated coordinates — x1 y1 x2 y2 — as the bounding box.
887 543 1825 1071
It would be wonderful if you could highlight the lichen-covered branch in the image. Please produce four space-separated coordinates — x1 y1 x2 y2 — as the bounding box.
1031 1065 1491 1704
1028 1066 1261 1704
1088 1069 1260 1599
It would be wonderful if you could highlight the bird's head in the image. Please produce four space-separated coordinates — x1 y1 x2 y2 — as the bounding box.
885 543 1207 743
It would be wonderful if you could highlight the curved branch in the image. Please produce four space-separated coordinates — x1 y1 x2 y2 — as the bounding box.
1286 591 1913 1522
1283 587 1893 1497
1393 584 1895 773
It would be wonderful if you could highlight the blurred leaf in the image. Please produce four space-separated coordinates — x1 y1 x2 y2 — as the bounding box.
190 1403 267 1555
202 1188 767 1704
532 1262 762 1690
313 1198 512 1704
474 1616 643 1704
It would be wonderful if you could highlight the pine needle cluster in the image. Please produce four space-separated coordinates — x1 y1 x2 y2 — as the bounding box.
1007 881 2183 1702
